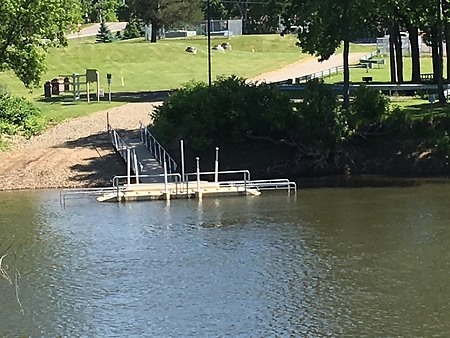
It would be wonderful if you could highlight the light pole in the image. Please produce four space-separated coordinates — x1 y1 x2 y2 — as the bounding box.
207 0 212 86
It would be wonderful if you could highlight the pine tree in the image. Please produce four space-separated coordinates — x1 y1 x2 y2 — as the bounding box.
123 21 141 39
96 21 113 43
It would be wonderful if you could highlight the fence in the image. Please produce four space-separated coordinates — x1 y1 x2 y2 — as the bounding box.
275 51 379 86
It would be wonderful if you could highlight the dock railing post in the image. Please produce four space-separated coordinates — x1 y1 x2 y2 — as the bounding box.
196 157 202 199
133 150 140 184
127 148 131 185
164 161 169 200
214 147 219 183
180 140 185 183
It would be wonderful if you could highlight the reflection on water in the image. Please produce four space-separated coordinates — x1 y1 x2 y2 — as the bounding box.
1 182 450 336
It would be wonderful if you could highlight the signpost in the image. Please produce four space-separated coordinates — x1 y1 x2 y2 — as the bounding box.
107 73 112 103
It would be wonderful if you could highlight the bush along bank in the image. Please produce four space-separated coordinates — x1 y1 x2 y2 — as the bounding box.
0 84 45 149
150 76 450 179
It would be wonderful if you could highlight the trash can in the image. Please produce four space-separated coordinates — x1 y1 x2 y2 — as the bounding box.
64 77 70 91
51 77 65 95
44 81 52 98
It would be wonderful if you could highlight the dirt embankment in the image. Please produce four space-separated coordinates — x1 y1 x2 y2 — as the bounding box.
0 103 158 190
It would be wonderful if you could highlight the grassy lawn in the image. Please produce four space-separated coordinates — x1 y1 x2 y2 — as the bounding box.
0 34 374 121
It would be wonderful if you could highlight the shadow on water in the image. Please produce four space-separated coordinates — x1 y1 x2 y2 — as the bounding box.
294 174 450 189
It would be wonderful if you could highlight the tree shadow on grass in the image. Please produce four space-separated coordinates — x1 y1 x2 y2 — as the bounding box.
36 90 172 104
402 102 450 118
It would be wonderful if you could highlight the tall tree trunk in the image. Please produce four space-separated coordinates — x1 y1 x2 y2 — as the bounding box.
437 0 446 104
389 23 397 83
393 21 404 83
343 38 350 110
444 21 450 82
444 1 450 82
342 0 350 110
432 27 440 84
407 25 421 83
150 21 158 43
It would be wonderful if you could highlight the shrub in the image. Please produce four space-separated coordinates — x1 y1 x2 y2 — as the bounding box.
0 95 44 138
295 79 350 148
151 76 295 151
434 130 450 158
349 85 391 128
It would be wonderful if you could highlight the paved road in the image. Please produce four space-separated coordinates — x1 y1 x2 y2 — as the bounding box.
250 52 369 83
67 22 127 39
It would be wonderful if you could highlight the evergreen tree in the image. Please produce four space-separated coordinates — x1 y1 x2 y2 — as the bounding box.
96 21 113 43
123 21 141 39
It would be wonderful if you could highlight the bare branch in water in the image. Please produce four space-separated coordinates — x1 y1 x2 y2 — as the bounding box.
1 245 24 314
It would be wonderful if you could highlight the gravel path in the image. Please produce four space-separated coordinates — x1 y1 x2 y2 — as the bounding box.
250 53 368 83
0 53 369 190
0 103 157 190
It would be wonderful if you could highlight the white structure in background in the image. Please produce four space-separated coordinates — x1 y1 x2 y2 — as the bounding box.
197 19 243 37
376 32 422 55
166 30 197 38
144 24 152 40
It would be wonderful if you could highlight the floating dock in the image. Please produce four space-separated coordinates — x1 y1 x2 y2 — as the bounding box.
97 181 261 202
60 123 296 205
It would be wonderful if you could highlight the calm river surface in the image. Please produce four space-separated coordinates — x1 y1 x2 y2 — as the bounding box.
1 181 450 337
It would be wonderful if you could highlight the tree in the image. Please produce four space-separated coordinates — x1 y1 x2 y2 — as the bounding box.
126 0 203 42
288 0 372 110
96 20 114 42
80 0 121 23
0 0 78 88
123 21 141 39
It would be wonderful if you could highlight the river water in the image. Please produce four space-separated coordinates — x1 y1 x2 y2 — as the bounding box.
1 181 450 336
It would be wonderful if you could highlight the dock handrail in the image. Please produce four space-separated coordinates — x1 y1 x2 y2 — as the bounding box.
221 178 297 196
60 186 125 206
138 122 178 175
108 124 142 180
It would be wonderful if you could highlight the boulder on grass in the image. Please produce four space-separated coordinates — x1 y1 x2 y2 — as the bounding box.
221 42 232 50
212 45 224 51
185 46 197 54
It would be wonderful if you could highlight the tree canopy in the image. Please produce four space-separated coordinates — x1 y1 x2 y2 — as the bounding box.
0 0 78 88
126 0 203 42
